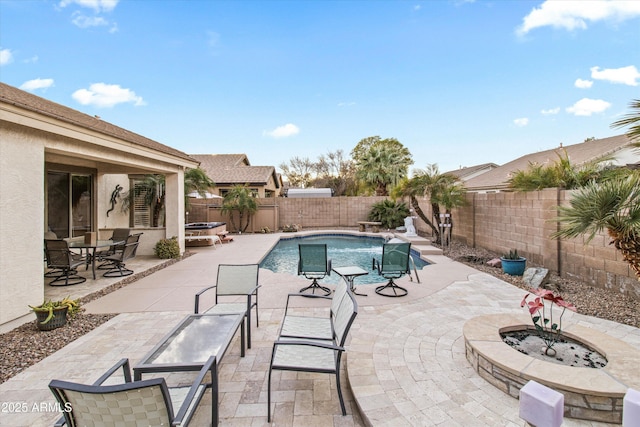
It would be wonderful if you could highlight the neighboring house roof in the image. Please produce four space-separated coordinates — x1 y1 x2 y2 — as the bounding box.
445 163 499 181
465 134 635 192
191 154 281 188
0 82 196 163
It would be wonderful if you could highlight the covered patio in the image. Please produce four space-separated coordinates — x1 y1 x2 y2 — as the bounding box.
0 82 198 327
1 230 637 426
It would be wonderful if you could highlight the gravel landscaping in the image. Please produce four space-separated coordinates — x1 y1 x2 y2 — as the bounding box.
1 242 638 385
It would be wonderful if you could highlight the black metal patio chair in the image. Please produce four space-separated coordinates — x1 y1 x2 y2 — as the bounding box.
44 239 86 286
102 233 142 277
49 357 215 427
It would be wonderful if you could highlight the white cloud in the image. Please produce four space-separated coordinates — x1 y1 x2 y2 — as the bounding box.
574 78 593 89
72 83 146 108
541 107 560 115
0 48 13 66
72 12 108 28
590 65 640 86
20 78 54 91
338 101 356 107
263 123 300 138
59 0 119 13
513 118 529 127
566 98 611 116
516 0 640 36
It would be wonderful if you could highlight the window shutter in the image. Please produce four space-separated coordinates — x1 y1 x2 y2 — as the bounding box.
133 183 151 227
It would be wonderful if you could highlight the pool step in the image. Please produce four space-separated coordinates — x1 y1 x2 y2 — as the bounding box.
391 233 443 256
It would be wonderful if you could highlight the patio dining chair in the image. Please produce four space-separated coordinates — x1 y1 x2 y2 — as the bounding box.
298 243 332 296
96 228 131 269
372 242 411 297
194 264 260 349
49 357 215 427
102 233 142 277
44 239 86 286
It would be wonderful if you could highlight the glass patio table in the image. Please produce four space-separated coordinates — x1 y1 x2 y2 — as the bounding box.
133 313 245 426
332 265 369 296
68 239 124 279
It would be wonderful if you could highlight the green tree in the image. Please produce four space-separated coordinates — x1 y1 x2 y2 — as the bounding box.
367 199 410 229
184 167 215 210
553 173 640 280
220 185 258 233
351 136 413 196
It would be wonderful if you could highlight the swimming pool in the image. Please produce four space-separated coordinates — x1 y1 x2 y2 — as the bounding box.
259 233 429 284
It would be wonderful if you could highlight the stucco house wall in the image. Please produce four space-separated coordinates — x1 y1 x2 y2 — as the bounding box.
0 122 46 323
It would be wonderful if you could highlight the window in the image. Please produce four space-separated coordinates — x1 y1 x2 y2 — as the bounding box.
129 175 165 228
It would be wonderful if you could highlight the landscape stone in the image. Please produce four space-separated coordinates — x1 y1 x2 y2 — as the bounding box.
523 267 550 288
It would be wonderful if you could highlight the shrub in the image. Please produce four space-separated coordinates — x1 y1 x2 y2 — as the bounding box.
154 236 180 259
367 199 409 229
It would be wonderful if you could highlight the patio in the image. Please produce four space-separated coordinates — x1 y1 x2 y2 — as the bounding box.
1 231 638 426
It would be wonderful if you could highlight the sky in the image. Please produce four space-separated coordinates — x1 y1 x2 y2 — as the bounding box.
1 0 639 175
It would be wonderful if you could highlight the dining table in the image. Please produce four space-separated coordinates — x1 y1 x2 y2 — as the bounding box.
67 239 124 280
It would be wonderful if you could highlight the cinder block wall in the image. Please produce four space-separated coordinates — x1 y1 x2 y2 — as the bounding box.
441 189 638 299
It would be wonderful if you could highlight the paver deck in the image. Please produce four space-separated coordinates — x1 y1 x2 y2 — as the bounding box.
1 230 638 426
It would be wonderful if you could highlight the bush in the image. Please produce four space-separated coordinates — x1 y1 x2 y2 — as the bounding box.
154 236 180 259
367 199 409 229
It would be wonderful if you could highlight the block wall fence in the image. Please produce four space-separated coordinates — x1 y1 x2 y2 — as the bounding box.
187 190 638 299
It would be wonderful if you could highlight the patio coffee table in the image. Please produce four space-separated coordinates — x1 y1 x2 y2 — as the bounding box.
133 313 245 425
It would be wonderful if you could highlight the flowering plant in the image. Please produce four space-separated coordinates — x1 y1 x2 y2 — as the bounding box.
520 288 577 354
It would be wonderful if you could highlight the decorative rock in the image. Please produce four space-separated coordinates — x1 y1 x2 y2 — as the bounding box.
487 258 502 268
523 267 550 288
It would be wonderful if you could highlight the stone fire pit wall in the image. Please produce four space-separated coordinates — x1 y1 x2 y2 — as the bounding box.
463 313 640 424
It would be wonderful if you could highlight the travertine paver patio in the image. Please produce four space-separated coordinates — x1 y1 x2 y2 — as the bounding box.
0 231 638 426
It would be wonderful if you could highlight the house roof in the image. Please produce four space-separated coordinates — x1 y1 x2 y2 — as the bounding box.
191 154 280 188
465 134 635 191
0 82 196 163
444 163 499 181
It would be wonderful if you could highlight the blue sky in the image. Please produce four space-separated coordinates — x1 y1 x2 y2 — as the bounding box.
1 0 639 174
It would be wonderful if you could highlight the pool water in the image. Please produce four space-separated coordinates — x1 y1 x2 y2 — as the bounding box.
259 234 429 284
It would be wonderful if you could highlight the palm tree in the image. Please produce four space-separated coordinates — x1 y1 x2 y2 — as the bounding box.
393 164 466 244
611 98 640 147
184 167 215 210
220 185 258 233
352 136 413 196
553 173 640 279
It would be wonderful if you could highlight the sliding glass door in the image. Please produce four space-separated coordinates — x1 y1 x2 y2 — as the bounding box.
46 171 93 239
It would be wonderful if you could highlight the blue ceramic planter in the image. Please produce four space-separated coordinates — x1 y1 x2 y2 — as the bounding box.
500 257 527 276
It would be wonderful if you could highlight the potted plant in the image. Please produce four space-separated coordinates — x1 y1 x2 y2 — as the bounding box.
500 249 527 276
29 297 81 331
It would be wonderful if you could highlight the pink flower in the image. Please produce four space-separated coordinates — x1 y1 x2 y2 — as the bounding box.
532 288 555 301
526 297 544 315
555 296 577 312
